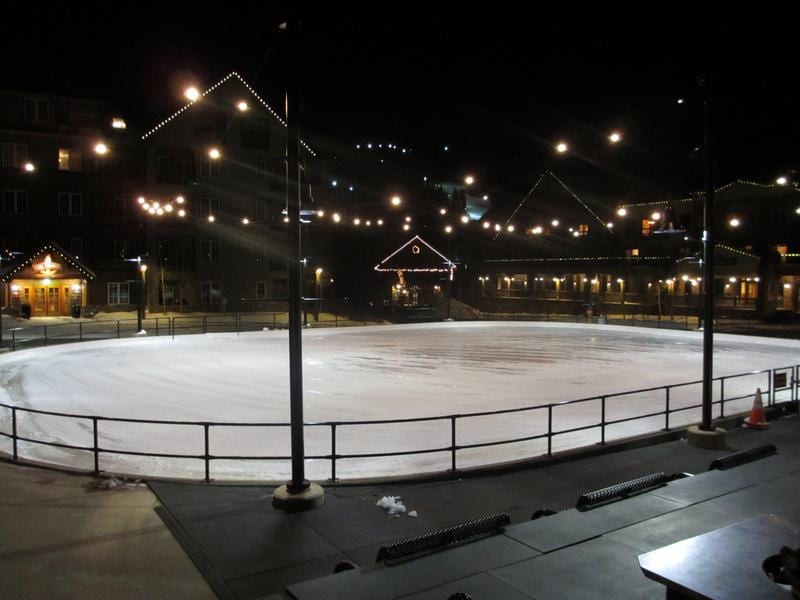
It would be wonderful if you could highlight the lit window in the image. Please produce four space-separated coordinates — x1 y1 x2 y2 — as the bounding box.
58 148 82 171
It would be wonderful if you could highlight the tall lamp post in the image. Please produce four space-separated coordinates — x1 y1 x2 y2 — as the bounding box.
687 73 726 449
272 17 324 511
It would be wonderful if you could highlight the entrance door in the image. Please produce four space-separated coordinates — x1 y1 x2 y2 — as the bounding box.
34 287 45 314
47 287 60 315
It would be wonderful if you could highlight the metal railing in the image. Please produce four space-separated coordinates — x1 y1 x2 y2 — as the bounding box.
0 364 796 482
5 312 378 351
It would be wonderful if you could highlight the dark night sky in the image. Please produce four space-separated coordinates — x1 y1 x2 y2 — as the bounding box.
5 3 800 210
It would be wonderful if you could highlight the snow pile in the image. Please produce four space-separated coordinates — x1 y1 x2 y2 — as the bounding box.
87 476 144 490
376 495 418 518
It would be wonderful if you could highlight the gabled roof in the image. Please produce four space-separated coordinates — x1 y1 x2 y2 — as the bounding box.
140 72 315 156
619 179 800 209
1 241 96 281
491 170 609 240
375 236 454 272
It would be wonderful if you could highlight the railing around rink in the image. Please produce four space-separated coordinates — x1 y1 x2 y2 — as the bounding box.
6 312 376 350
0 364 797 482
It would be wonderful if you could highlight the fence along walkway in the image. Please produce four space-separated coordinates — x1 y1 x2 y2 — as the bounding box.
0 361 796 482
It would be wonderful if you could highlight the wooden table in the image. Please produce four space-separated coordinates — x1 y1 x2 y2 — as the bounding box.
638 514 799 599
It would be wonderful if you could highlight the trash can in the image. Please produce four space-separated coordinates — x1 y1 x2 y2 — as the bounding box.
71 304 81 318
21 304 31 319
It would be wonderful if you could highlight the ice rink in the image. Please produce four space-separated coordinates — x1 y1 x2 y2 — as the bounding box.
0 321 797 481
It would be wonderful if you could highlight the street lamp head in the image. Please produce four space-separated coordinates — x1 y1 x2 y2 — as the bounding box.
237 101 249 111
94 143 108 155
185 87 200 102
616 207 627 217
178 209 186 217
556 142 568 154
208 148 221 160
391 195 402 206
176 196 185 204
24 162 35 172
461 215 469 224
208 215 215 222
242 217 249 225
608 132 622 144
729 217 741 227
444 225 453 234
551 219 559 227
776 176 788 186
137 196 146 204
464 175 475 185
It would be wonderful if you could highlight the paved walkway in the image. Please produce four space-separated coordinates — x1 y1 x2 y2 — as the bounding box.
1 414 797 599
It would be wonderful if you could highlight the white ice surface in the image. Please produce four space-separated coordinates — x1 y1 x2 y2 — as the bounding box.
0 321 797 481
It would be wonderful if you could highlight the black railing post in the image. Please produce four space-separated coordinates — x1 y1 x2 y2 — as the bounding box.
330 423 337 482
117 321 120 338
11 330 16 351
43 326 48 347
547 405 553 456
664 387 671 431
450 416 457 472
79 322 83 341
203 316 207 334
600 396 606 444
203 423 211 482
768 369 773 406
92 417 100 475
156 319 159 336
12 407 18 460
720 378 725 418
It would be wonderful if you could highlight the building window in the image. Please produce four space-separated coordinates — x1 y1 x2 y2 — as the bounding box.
3 190 28 214
200 157 220 177
255 199 267 222
241 125 270 149
24 98 50 123
577 224 589 236
642 219 654 236
199 197 220 217
58 148 82 171
107 282 131 305
2 143 28 168
626 248 640 257
256 281 267 299
777 244 789 256
109 196 128 215
200 240 220 261
70 238 83 258
201 282 221 304
58 192 82 216
269 158 284 191
256 159 267 180
156 155 170 177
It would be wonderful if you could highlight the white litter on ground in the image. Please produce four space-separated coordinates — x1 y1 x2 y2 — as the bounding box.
408 510 418 518
376 496 408 517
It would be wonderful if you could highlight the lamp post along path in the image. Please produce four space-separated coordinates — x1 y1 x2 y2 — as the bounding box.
272 18 325 511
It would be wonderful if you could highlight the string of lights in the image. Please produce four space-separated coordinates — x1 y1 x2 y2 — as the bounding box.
140 72 316 156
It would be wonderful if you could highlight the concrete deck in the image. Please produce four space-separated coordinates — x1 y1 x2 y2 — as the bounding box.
1 415 798 599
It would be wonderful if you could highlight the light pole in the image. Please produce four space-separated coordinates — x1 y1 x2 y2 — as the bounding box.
272 17 324 511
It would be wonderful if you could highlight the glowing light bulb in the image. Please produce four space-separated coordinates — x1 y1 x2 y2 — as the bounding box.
237 101 249 111
185 87 200 101
556 142 568 153
617 207 627 217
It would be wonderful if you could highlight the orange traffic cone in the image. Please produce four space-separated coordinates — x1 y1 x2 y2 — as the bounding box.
744 388 770 429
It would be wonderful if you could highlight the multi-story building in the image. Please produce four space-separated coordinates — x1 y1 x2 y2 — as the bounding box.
468 176 800 317
0 89 142 315
1 73 311 316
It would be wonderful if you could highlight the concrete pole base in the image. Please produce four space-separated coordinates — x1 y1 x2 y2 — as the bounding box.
272 482 325 512
686 425 728 450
